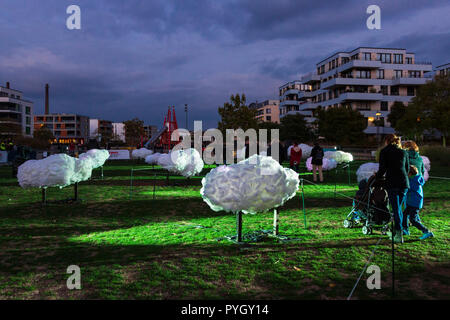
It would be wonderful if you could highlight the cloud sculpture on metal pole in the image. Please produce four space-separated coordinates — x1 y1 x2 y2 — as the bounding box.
157 148 204 177
200 155 299 214
356 162 379 183
131 148 154 159
305 157 338 171
324 150 353 163
18 154 92 188
78 149 110 168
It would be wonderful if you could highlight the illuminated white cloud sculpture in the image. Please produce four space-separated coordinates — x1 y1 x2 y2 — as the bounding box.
157 148 204 177
145 153 162 165
305 157 338 171
201 155 299 214
324 151 353 163
132 148 154 159
356 162 379 183
18 153 96 188
299 144 313 159
421 156 431 172
78 149 110 169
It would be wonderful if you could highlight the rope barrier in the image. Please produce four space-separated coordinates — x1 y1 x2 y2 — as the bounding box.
428 175 450 180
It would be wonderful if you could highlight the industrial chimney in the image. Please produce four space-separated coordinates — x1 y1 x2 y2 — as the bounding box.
45 83 49 114
6 82 10 89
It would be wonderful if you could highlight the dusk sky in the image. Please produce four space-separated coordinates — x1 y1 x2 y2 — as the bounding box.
1 0 449 129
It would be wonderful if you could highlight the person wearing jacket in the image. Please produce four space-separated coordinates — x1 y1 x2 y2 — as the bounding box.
289 142 302 172
403 140 425 176
311 141 324 182
376 134 409 243
402 165 434 240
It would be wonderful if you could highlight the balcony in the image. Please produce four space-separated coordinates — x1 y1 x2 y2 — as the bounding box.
279 100 299 107
391 77 430 86
338 59 382 72
297 91 315 99
301 72 320 83
364 126 395 135
338 92 383 101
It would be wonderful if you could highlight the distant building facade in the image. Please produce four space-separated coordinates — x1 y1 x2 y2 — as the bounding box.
250 100 280 124
279 47 433 135
112 122 126 142
90 119 113 139
0 82 34 137
34 113 90 145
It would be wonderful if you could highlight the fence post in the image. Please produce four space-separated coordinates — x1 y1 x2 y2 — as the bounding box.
273 209 279 236
301 179 307 229
236 211 243 243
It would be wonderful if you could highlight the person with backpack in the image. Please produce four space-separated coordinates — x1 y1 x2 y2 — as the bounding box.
289 141 302 173
311 141 324 182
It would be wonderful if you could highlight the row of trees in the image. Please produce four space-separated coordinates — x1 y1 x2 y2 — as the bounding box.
387 74 449 146
218 74 450 146
218 93 367 145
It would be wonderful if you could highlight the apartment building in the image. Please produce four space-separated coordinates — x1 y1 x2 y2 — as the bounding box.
34 113 90 145
250 100 280 124
280 47 433 134
144 125 158 140
435 63 450 77
112 122 126 142
90 119 113 139
0 82 34 137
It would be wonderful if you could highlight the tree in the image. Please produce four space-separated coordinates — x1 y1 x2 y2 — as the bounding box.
124 118 144 147
411 74 450 147
395 103 428 141
32 126 55 149
218 94 258 133
279 113 311 142
316 105 367 145
387 101 406 129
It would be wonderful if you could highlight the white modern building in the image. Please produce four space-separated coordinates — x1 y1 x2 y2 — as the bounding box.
0 82 34 137
112 122 126 142
279 47 433 135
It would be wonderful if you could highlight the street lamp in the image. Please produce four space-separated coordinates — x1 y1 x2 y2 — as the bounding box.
185 104 188 130
375 112 381 143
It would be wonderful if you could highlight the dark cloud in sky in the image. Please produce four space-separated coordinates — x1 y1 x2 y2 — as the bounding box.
0 0 449 129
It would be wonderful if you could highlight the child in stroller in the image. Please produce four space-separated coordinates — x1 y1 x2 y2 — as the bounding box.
343 175 391 235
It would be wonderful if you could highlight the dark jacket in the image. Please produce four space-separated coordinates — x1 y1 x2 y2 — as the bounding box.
407 174 425 209
311 145 324 165
376 144 410 190
407 150 425 176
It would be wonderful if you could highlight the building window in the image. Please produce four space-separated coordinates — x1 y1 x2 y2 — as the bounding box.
381 86 388 95
377 69 385 79
266 108 271 114
408 70 421 78
356 70 371 79
351 53 359 60
406 57 413 64
26 117 31 125
363 53 371 61
394 54 403 64
377 53 391 63
381 101 388 111
25 106 31 115
26 127 30 135
266 116 271 121
407 87 415 96
356 102 371 110
391 87 399 96
394 70 403 78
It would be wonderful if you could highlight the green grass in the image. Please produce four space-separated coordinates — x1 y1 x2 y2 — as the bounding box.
0 160 448 300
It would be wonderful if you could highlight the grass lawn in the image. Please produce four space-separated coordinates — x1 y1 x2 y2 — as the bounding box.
0 160 448 300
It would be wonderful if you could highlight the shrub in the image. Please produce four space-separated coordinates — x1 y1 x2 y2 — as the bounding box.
420 145 450 167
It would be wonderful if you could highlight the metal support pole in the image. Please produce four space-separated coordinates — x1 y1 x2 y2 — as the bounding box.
392 218 395 299
74 182 78 201
347 163 351 185
153 172 156 200
101 166 104 180
236 211 243 243
129 169 134 199
273 209 279 236
42 188 47 204
301 179 307 229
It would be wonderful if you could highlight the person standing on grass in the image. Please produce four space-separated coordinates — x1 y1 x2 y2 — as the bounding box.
289 141 302 173
376 134 409 244
311 141 324 182
403 141 425 177
402 165 434 240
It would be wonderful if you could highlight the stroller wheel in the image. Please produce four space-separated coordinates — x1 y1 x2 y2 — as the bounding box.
343 220 353 228
362 226 372 235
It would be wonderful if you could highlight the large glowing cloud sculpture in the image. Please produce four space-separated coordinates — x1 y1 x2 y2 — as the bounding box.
305 157 337 171
78 149 110 169
356 162 379 183
157 148 204 177
132 148 154 159
421 156 431 172
201 155 299 214
324 151 353 163
18 154 95 188
299 144 313 159
145 153 162 165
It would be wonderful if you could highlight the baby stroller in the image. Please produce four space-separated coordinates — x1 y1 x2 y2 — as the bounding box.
343 175 391 235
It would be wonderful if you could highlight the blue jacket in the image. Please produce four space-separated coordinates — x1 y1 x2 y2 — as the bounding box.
407 174 425 209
